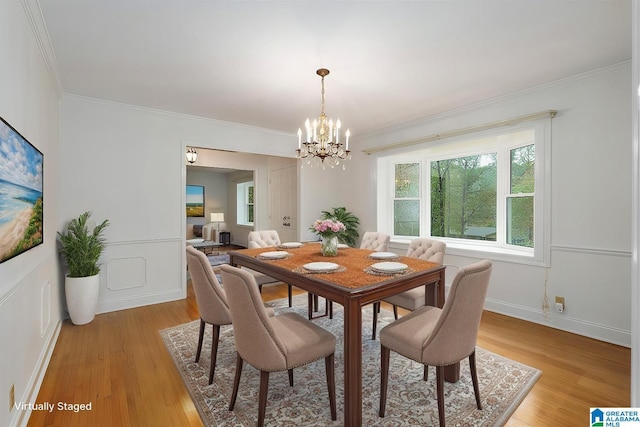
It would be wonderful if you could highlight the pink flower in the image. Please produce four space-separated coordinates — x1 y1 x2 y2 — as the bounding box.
311 218 346 238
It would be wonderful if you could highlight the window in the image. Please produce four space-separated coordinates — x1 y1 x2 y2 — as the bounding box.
377 121 550 264
237 181 254 226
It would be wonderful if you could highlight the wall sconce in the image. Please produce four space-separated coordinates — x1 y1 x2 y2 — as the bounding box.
186 147 198 164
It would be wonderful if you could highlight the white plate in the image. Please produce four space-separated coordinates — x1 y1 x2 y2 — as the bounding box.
260 251 290 259
370 252 397 259
281 242 303 248
304 262 339 272
337 243 350 249
371 262 408 273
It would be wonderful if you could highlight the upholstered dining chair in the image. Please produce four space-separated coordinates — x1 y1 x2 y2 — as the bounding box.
220 265 337 427
371 238 446 340
185 245 233 385
247 229 293 307
360 231 391 252
186 245 275 385
378 260 492 427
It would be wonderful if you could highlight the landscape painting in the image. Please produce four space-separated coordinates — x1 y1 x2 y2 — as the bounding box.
186 185 204 217
0 117 44 264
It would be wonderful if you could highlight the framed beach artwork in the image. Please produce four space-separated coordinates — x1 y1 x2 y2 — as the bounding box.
186 185 204 217
0 116 44 264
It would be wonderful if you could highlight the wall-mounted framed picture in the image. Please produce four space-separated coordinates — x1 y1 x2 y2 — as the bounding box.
186 185 204 217
0 116 44 264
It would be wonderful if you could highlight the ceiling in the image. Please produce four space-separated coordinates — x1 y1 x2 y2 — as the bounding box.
38 1 631 138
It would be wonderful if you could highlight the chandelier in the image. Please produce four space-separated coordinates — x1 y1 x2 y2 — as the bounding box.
296 68 350 169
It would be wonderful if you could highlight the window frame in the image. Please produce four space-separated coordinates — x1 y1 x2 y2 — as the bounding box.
236 180 255 226
377 120 551 266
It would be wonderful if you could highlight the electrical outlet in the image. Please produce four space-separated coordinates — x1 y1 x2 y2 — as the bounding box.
9 383 15 412
555 296 565 313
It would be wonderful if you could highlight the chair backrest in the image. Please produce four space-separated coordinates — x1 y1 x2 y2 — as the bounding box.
247 230 281 248
406 238 446 264
421 260 492 365
186 245 232 325
219 265 289 371
360 231 390 251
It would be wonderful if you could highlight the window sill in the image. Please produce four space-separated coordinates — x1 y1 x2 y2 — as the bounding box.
389 237 547 267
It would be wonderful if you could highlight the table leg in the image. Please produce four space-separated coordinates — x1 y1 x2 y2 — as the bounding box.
343 299 363 426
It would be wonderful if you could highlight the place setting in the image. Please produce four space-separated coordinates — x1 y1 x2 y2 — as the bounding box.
277 241 305 249
256 250 293 261
293 261 346 275
364 261 413 276
368 251 400 261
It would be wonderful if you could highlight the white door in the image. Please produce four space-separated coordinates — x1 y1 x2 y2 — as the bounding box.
270 165 297 242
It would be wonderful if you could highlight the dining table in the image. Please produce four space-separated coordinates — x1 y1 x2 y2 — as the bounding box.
228 242 452 427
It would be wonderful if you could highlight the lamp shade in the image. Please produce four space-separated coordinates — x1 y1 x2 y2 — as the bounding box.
210 213 224 223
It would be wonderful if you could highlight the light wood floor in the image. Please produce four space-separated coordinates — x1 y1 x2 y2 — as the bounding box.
27 283 629 426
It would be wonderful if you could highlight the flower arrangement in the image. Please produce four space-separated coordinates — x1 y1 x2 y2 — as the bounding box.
311 218 346 238
312 218 346 256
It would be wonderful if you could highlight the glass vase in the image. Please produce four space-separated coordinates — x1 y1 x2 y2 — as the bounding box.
321 236 339 257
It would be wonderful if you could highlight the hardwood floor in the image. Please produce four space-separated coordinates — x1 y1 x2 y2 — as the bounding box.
28 283 629 426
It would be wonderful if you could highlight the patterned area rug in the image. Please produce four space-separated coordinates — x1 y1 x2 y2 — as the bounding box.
160 295 540 426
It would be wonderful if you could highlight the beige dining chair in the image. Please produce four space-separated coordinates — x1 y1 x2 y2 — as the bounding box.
220 265 337 427
185 245 233 385
378 260 492 427
247 229 293 307
371 238 446 339
360 231 391 252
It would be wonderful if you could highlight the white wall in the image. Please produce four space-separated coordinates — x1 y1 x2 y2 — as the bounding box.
352 63 632 346
58 96 295 314
0 2 62 427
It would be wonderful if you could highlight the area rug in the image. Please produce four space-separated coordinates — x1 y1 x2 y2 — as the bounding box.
160 294 540 426
207 254 230 268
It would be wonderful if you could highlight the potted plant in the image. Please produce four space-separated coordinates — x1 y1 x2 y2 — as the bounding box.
320 207 360 247
58 211 109 325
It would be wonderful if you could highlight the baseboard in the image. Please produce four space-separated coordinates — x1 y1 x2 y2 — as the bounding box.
11 319 62 427
484 298 631 347
96 288 186 314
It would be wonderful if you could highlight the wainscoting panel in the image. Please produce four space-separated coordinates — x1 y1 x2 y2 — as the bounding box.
106 257 146 291
97 238 185 314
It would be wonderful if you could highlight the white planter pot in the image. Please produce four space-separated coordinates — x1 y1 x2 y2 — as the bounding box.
65 274 100 325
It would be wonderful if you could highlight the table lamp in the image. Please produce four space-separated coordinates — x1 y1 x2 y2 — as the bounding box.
211 212 224 234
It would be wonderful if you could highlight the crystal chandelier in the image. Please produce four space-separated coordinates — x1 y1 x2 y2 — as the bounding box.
296 68 350 169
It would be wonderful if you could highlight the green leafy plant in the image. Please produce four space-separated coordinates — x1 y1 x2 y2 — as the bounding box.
58 211 110 277
320 207 360 247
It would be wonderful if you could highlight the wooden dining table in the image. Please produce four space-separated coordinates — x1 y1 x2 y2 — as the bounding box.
228 243 451 427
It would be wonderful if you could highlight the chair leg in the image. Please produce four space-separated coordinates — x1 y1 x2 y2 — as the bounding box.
393 304 398 320
258 370 270 427
379 345 390 417
195 319 205 362
435 365 445 427
423 364 429 381
288 369 294 387
325 354 337 420
469 351 482 409
328 300 333 319
229 354 244 411
209 324 220 384
372 302 379 340
287 284 292 307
